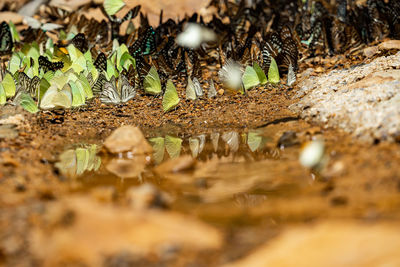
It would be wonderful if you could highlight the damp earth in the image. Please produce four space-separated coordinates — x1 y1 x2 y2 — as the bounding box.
1 0 400 266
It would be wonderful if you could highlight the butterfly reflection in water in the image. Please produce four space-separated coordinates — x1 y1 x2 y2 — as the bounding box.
100 75 136 104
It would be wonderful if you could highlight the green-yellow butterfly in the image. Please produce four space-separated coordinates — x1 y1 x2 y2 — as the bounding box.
144 66 161 95
268 57 280 84
242 66 259 91
253 62 267 85
69 80 86 107
164 135 182 159
0 83 7 105
19 93 39 113
1 72 16 98
162 80 180 112
104 0 126 16
40 84 72 110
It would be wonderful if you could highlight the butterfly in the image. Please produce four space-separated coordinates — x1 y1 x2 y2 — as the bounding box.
134 55 151 87
100 75 136 104
176 23 217 49
143 66 161 95
40 84 72 110
279 25 299 72
70 33 88 53
218 59 244 92
242 65 260 91
207 79 217 99
0 22 13 56
104 0 125 16
16 72 41 98
186 77 202 100
268 57 280 84
184 49 200 78
287 63 296 86
19 93 39 113
23 16 63 32
38 56 64 72
140 26 156 55
261 32 282 74
94 52 107 72
162 80 179 112
91 71 107 95
128 26 156 57
108 6 141 39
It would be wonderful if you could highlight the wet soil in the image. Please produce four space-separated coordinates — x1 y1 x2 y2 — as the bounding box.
1 74 400 265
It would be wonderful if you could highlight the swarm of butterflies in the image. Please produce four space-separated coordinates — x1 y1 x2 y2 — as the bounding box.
0 0 399 113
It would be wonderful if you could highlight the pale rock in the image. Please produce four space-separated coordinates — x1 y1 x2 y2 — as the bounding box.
104 126 152 154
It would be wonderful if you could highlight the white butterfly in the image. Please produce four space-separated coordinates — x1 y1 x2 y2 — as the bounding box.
208 79 217 98
218 59 244 92
100 75 136 104
186 77 203 100
24 16 63 32
176 23 217 49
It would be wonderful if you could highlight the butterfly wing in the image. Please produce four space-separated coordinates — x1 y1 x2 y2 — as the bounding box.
287 63 296 86
119 75 136 102
0 22 13 55
268 57 280 84
192 77 203 97
94 52 107 72
92 72 107 95
71 33 88 53
207 79 217 98
100 78 121 104
104 0 126 16
143 66 161 95
242 66 259 91
185 77 197 100
162 80 180 112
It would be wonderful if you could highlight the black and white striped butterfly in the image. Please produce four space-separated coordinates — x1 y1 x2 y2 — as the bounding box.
100 75 136 104
89 71 107 95
38 56 64 72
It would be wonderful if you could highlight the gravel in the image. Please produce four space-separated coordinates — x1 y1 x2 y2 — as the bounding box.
290 52 400 143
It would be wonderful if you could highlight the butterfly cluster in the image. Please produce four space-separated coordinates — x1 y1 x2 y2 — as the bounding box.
0 0 399 113
295 0 400 55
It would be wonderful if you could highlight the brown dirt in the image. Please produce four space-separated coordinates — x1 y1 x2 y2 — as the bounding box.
1 76 400 265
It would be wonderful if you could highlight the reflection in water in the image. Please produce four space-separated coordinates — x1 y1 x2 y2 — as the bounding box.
165 135 183 159
149 130 272 167
55 144 101 178
148 137 165 165
53 129 307 216
221 131 240 152
55 130 274 180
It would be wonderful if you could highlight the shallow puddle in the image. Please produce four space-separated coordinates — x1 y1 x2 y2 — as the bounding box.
55 128 312 225
45 124 400 265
